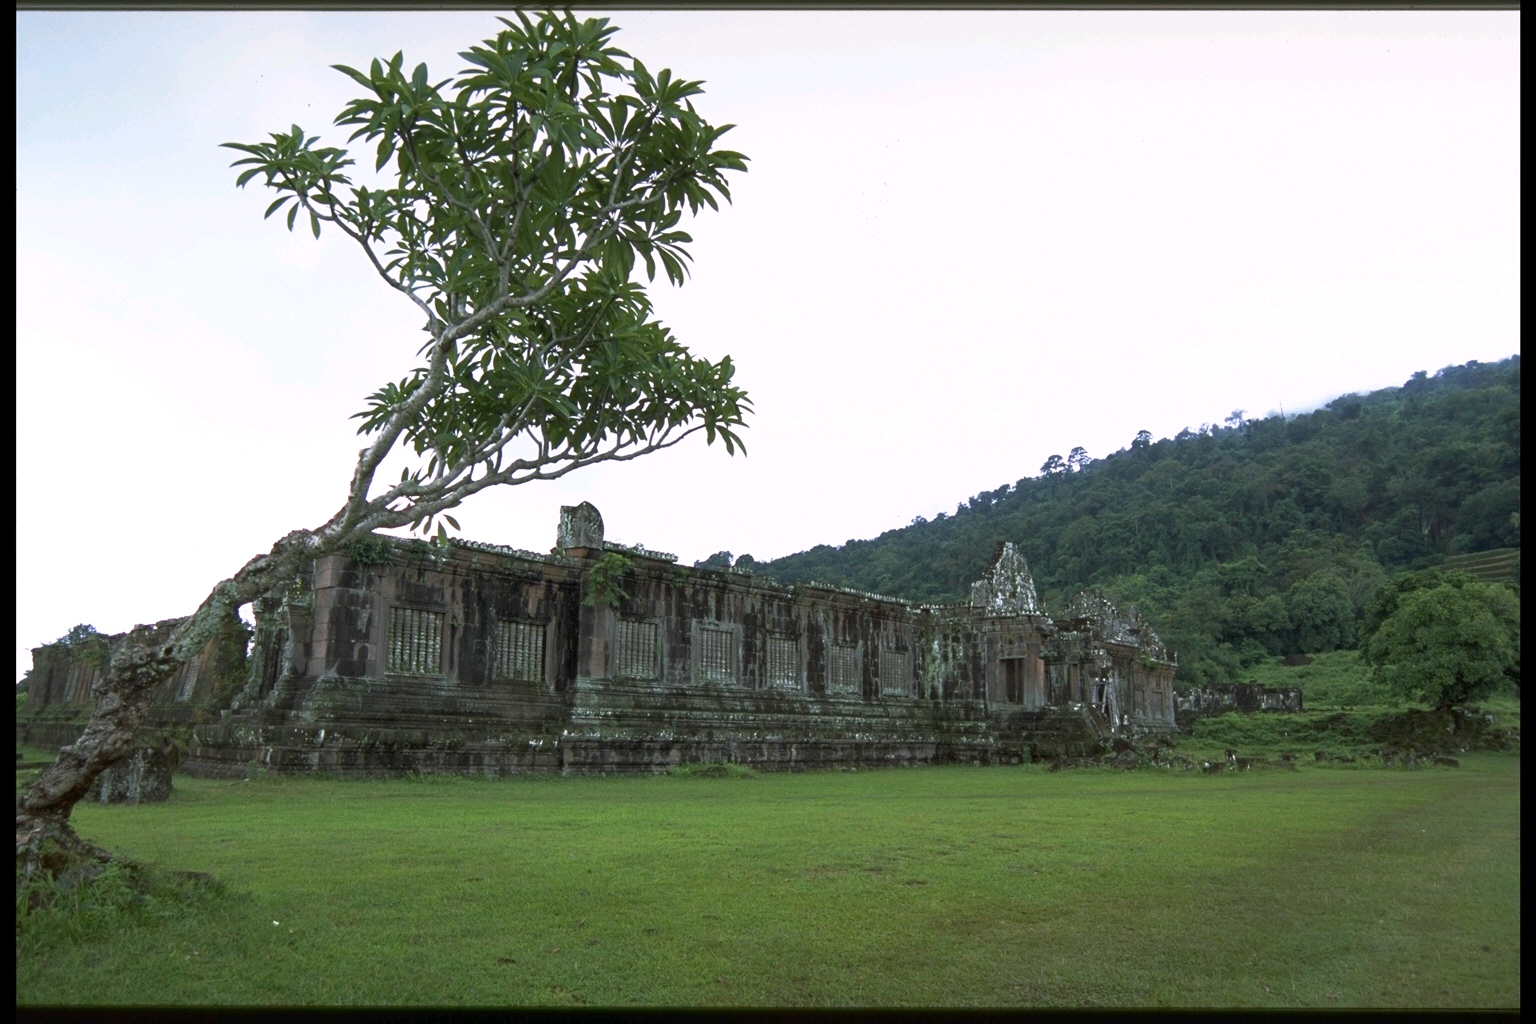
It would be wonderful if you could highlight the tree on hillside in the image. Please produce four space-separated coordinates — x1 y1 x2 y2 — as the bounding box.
1359 568 1475 639
1454 477 1521 550
17 12 750 876
1285 570 1356 654
1359 571 1519 711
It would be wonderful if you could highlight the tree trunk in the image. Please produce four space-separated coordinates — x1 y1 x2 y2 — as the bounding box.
16 530 320 879
16 628 182 879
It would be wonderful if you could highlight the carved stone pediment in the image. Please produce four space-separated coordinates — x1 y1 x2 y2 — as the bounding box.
969 541 1040 616
557 502 605 551
1059 590 1172 662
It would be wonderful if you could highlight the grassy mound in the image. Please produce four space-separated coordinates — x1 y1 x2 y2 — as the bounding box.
17 847 242 961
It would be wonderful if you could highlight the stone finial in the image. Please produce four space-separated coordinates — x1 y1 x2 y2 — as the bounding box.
557 502 605 552
968 541 1040 615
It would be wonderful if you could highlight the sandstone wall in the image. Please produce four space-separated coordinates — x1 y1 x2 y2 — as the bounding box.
21 511 1178 775
1175 682 1304 726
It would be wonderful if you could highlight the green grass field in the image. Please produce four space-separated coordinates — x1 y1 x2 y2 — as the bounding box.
17 754 1520 1008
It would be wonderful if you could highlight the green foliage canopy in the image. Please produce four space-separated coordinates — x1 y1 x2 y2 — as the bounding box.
1360 571 1519 709
36 624 111 667
1285 570 1356 654
223 12 750 542
44 624 105 650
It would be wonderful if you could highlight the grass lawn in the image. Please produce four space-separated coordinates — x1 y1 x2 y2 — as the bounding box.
16 754 1519 1008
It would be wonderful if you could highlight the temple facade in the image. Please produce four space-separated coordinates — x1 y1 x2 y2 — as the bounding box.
21 504 1177 774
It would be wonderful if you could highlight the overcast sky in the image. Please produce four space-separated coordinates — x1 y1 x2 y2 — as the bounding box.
15 10 1520 681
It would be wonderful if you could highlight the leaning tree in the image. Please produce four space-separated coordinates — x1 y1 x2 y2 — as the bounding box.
17 12 750 876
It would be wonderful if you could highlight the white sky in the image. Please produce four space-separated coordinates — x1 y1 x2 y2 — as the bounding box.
16 10 1520 682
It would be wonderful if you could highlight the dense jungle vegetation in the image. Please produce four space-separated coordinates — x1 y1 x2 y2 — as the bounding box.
753 356 1520 687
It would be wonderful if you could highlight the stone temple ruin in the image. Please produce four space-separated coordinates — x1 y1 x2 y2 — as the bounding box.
21 504 1178 775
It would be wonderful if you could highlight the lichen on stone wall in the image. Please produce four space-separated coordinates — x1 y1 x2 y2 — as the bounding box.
1058 590 1172 664
969 542 1040 616
918 631 967 701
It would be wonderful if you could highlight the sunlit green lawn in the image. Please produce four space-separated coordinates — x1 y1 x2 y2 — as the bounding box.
18 756 1520 1008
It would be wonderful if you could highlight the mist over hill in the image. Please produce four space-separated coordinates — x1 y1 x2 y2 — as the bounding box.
741 356 1520 686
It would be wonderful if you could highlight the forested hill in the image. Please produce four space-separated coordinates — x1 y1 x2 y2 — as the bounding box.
750 356 1520 686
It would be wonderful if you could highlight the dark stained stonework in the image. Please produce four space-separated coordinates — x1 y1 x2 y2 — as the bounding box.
21 506 1179 775
84 747 175 804
1175 682 1304 726
19 614 251 756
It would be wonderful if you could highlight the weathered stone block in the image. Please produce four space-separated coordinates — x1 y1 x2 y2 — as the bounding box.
86 747 174 804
